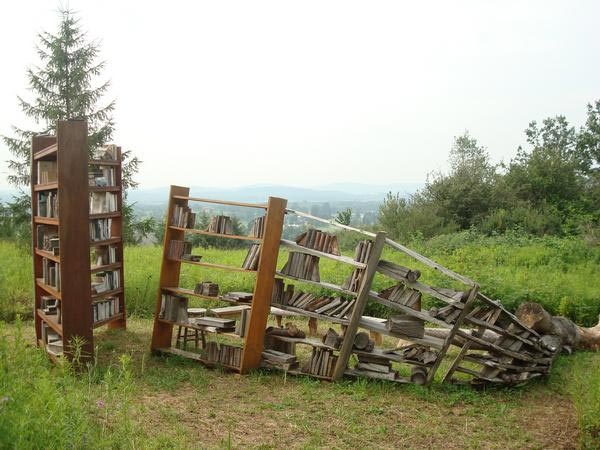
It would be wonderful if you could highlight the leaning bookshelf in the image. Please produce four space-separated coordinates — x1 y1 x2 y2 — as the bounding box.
150 186 286 373
32 120 126 362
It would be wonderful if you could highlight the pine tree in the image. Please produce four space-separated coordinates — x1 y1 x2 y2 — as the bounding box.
1 8 147 243
2 8 138 188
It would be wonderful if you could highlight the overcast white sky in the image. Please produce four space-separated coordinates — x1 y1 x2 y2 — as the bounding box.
1 1 599 191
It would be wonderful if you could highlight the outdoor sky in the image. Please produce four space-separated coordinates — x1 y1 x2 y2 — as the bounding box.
1 1 599 191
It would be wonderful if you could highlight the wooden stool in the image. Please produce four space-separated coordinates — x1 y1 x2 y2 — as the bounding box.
176 326 201 350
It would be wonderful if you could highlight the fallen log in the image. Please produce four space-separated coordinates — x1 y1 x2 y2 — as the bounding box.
515 302 600 352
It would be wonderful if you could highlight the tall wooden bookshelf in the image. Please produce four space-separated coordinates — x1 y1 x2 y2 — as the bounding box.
32 120 126 361
150 186 286 373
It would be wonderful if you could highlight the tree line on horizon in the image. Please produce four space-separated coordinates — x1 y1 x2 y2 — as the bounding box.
378 105 600 242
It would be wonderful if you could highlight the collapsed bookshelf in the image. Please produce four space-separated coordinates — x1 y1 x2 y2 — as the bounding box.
32 120 126 361
151 186 554 386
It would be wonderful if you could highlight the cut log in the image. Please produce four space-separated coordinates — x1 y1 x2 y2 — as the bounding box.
353 331 371 350
322 328 342 349
516 302 600 351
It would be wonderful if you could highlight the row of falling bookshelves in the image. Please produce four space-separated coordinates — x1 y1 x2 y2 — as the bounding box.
150 185 554 386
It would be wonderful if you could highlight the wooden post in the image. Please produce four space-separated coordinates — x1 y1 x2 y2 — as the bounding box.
151 185 189 350
331 231 386 381
240 196 287 373
55 121 93 359
425 284 480 384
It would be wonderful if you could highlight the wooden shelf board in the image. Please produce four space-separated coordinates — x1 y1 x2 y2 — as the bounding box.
37 309 63 336
91 287 124 300
33 182 59 192
169 226 263 242
89 186 121 193
280 239 366 268
90 237 122 246
33 216 59 225
269 335 337 350
358 317 445 349
274 272 358 297
155 346 242 371
90 211 121 219
89 159 120 166
270 303 350 326
90 262 122 273
156 318 240 337
161 286 233 303
172 195 267 210
344 368 412 384
93 313 125 329
285 368 333 381
369 293 451 329
35 279 62 299
176 258 257 273
352 348 431 367
33 143 58 160
35 248 60 263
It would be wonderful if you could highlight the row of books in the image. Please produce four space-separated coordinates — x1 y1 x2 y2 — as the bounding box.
295 228 340 256
92 245 118 267
206 215 233 234
41 323 63 356
167 240 192 260
92 144 119 161
194 281 219 297
88 166 115 187
41 295 60 323
280 252 320 281
248 215 266 238
90 218 113 241
93 297 120 323
303 347 337 377
158 293 189 323
91 270 121 294
38 191 59 218
342 240 374 292
379 283 422 308
171 204 196 229
42 258 60 291
241 244 261 270
37 160 57 184
36 225 59 255
204 341 242 368
275 289 356 319
90 192 118 214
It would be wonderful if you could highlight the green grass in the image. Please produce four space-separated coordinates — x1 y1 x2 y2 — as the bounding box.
2 235 600 447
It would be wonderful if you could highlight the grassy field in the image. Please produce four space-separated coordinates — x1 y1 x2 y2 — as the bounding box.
1 235 600 448
2 317 599 449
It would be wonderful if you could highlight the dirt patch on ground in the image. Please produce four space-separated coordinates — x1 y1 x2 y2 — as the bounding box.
137 374 579 449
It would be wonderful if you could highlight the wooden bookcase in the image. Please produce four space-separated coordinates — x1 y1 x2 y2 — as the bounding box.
150 191 550 386
32 120 126 361
150 186 286 373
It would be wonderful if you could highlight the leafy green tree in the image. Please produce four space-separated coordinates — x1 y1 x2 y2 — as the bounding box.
421 132 498 229
505 117 587 214
335 208 352 226
1 8 143 242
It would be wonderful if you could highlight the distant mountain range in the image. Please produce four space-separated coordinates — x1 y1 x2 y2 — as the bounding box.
0 182 423 206
126 182 423 205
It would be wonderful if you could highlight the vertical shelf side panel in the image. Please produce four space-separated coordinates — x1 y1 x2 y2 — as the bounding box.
331 231 387 381
107 146 126 329
57 121 94 358
240 196 287 373
151 185 189 350
31 134 58 344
